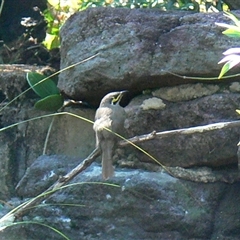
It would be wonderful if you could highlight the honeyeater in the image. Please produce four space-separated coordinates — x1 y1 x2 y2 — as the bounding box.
93 91 127 180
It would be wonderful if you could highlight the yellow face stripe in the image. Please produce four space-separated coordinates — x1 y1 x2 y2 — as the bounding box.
111 93 122 104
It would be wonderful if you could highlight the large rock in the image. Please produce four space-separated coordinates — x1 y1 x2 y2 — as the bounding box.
2 7 240 238
0 64 53 199
0 65 96 199
2 165 239 240
16 155 80 197
0 64 53 101
59 8 240 106
1 65 239 201
124 83 240 168
0 132 16 199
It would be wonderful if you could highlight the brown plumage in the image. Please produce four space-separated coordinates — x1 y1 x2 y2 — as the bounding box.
93 91 126 180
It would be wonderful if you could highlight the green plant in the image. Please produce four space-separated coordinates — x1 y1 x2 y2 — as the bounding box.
43 0 83 49
42 0 230 50
26 72 64 111
216 12 240 78
0 6 238 238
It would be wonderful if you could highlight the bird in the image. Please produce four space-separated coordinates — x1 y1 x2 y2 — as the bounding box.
93 91 127 180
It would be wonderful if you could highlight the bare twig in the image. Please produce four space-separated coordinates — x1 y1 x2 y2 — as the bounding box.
14 148 100 219
119 120 240 146
9 120 240 220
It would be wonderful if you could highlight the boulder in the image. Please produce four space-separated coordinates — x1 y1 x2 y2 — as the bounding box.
59 7 240 106
0 65 96 199
1 7 240 240
124 84 240 168
2 165 239 240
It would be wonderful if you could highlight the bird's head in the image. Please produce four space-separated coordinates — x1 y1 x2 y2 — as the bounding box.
99 91 127 107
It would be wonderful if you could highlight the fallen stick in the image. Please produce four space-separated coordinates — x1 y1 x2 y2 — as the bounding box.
119 120 240 146
3 120 240 222
13 148 100 219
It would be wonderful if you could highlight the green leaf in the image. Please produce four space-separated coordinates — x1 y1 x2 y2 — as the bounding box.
43 9 55 22
43 33 60 49
218 57 240 78
34 94 64 111
218 62 230 79
223 12 240 28
49 27 59 35
222 28 240 38
26 72 60 98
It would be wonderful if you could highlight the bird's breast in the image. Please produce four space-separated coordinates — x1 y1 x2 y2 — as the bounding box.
93 105 126 134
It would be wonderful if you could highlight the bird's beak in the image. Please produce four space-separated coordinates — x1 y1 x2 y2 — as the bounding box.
120 90 128 94
118 90 128 102
111 90 128 105
120 90 128 97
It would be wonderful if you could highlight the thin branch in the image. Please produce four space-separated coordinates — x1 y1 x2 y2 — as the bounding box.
8 120 240 220
119 120 240 146
14 148 100 219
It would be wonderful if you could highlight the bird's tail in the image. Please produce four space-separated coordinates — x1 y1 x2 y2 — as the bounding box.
101 140 115 180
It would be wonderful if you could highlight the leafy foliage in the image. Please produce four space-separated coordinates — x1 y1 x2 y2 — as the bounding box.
26 72 64 111
34 94 64 111
42 0 229 49
216 12 240 78
26 72 60 98
42 0 83 49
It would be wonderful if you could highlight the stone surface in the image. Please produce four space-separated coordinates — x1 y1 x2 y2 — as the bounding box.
1 8 240 240
141 97 166 110
0 132 16 199
0 65 96 199
11 106 95 192
2 167 238 240
124 87 240 168
152 83 220 102
16 155 81 197
59 8 240 106
0 64 55 101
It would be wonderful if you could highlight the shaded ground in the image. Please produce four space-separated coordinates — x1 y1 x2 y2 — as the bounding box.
0 37 60 69
0 0 60 69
